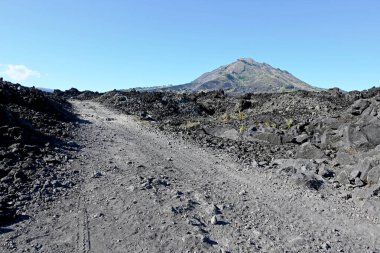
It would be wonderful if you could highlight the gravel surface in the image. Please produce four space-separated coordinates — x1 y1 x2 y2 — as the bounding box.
1 100 379 252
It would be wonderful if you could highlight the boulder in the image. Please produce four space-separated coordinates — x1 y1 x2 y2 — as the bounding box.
294 134 309 144
203 127 240 141
291 172 324 190
362 123 380 146
367 166 380 185
250 132 282 145
342 125 369 148
320 130 340 148
359 157 373 182
351 100 370 115
335 150 357 165
295 142 325 159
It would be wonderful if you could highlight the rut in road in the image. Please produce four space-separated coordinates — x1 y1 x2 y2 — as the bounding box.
2 100 379 253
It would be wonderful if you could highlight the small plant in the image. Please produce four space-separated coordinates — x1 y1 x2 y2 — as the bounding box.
271 123 277 128
285 118 293 129
279 86 286 93
181 121 200 129
238 110 246 121
264 121 270 128
239 124 245 134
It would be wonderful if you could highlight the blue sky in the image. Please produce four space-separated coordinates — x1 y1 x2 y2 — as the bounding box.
0 0 379 91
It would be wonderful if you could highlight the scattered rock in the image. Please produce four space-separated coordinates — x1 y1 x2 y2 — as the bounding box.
295 134 309 144
320 241 331 250
351 99 370 115
210 215 218 225
0 79 76 223
336 171 350 185
367 166 380 185
295 142 325 159
238 190 247 196
349 169 361 180
354 177 365 187
92 171 103 178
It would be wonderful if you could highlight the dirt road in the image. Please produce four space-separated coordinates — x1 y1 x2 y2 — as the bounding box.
1 101 379 252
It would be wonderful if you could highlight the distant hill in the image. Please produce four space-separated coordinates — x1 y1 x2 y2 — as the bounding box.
167 58 318 93
36 87 54 93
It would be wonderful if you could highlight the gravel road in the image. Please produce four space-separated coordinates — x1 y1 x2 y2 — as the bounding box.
1 101 379 253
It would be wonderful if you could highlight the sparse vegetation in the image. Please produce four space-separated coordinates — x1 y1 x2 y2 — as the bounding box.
285 118 293 129
239 124 245 134
181 121 201 129
238 110 246 121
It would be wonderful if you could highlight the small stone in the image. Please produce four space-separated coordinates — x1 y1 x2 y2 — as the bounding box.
205 203 221 215
251 160 258 168
187 218 202 226
349 169 360 180
354 177 365 187
127 186 135 192
320 241 331 250
258 161 268 166
295 134 309 144
239 190 247 195
341 192 352 200
92 171 103 178
336 171 350 185
93 213 104 218
210 215 218 225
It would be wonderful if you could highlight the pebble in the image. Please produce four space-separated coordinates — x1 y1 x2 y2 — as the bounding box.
239 190 247 195
320 241 331 250
211 215 218 225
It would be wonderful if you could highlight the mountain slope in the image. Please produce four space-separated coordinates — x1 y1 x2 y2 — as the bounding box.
173 58 317 93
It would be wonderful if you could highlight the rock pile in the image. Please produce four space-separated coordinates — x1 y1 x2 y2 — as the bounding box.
95 87 380 195
0 79 77 224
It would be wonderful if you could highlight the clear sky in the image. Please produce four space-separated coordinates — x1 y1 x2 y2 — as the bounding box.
0 0 379 91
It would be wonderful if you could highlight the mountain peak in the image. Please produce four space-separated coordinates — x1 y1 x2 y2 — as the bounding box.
173 58 318 93
237 57 256 65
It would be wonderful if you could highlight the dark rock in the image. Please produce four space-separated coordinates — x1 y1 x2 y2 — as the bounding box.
0 79 76 223
292 172 324 190
351 100 370 115
362 123 380 146
318 166 335 178
0 206 16 224
295 142 325 159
